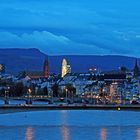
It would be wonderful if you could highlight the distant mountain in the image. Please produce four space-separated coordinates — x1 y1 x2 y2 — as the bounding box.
0 48 46 74
0 48 138 74
49 55 137 74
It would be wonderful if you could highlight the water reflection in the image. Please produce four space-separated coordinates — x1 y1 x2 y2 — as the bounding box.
137 128 140 140
60 111 70 140
61 126 70 140
25 127 33 140
100 128 107 140
61 110 68 124
0 110 140 140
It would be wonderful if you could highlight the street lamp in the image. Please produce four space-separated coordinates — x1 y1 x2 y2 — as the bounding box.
28 88 32 97
27 88 32 104
5 86 10 98
4 86 10 105
65 88 68 103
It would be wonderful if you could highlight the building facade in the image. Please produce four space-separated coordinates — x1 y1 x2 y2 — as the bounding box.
61 58 71 78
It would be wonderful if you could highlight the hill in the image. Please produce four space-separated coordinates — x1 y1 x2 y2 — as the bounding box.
49 55 137 73
0 48 46 74
0 48 138 74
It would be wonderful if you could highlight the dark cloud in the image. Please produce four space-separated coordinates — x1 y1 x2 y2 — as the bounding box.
0 0 140 57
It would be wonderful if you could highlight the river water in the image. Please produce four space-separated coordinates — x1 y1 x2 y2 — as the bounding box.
0 110 140 140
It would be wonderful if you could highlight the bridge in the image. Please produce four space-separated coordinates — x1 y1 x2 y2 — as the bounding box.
0 96 54 104
0 95 105 105
0 96 81 105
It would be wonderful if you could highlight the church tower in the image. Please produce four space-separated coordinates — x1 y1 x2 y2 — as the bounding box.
61 58 71 78
43 56 49 78
134 59 139 77
61 58 68 78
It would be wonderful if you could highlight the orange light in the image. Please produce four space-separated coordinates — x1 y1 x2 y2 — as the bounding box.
28 89 32 94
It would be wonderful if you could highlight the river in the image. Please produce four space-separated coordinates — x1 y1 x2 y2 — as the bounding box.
0 110 140 140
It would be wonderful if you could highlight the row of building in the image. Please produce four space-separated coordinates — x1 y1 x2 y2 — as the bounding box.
1 57 140 104
21 57 71 79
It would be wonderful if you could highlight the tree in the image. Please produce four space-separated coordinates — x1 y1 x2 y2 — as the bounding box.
120 66 128 73
51 83 59 97
36 87 44 95
14 82 24 97
0 88 5 97
43 87 48 95
64 84 76 97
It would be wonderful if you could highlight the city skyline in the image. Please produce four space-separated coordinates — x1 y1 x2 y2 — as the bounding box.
0 0 140 57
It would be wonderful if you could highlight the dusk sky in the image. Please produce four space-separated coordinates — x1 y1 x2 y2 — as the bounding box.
0 0 140 56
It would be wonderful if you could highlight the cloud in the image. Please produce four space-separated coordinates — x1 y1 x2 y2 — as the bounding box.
0 31 70 53
0 30 139 57
0 0 140 57
0 31 111 55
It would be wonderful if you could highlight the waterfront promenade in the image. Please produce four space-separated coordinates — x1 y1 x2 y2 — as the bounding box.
1 104 140 114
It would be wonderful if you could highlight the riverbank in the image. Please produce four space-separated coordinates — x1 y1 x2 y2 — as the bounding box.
0 108 139 140
0 104 140 114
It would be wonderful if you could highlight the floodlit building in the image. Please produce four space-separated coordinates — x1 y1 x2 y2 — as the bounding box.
61 58 71 78
24 56 49 79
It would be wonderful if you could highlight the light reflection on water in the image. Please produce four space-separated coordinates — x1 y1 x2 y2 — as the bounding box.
0 110 140 140
137 128 140 140
25 127 33 140
0 125 140 140
61 126 70 140
100 128 107 140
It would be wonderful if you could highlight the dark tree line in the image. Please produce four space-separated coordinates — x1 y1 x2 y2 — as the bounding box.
0 82 28 97
51 83 76 97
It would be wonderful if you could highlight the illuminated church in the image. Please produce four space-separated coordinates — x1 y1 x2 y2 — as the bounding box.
61 58 71 78
43 57 49 78
23 57 49 79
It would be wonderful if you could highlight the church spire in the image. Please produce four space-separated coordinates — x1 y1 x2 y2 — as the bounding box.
43 56 49 78
134 59 139 77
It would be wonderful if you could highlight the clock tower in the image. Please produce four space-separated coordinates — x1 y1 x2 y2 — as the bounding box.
43 57 49 78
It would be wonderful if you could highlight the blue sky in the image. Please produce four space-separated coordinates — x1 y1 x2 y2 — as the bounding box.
0 0 140 56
